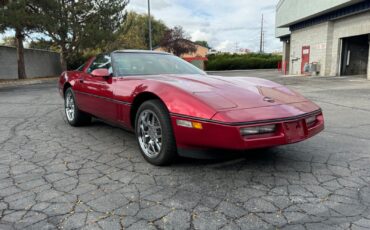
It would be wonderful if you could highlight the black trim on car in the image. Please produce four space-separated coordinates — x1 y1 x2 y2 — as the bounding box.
170 109 322 126
74 91 132 106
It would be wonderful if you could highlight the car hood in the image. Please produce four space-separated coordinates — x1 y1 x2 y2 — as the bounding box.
148 74 309 111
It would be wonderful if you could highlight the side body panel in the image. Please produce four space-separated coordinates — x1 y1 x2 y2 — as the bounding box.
75 74 116 121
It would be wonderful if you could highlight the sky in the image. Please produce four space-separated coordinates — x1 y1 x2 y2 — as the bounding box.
127 0 281 53
0 0 282 53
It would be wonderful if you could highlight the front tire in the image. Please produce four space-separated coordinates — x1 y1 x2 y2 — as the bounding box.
64 88 91 126
135 100 177 166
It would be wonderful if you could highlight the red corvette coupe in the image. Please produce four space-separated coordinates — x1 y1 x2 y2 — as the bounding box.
59 50 324 165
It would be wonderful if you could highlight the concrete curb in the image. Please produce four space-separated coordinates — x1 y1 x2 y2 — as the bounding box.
0 77 58 88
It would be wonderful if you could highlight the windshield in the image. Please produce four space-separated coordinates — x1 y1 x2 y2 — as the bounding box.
112 52 205 76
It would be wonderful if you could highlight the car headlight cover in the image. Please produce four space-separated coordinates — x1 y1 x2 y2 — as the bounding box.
305 116 316 126
240 125 276 136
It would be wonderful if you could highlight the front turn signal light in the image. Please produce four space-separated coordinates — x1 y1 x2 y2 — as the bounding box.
176 120 203 130
191 122 203 130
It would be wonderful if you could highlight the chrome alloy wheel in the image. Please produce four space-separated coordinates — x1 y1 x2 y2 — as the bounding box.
65 91 75 122
137 110 162 158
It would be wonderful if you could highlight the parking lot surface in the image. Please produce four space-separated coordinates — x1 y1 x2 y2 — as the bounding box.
0 70 370 229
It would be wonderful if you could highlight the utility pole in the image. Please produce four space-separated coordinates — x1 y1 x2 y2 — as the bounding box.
259 14 264 53
235 42 239 53
148 0 153 50
262 30 265 53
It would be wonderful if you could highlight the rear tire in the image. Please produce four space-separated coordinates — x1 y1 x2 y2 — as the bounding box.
135 99 177 166
64 88 91 126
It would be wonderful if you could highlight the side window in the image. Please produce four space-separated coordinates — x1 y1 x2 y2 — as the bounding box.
76 63 85 72
87 55 112 74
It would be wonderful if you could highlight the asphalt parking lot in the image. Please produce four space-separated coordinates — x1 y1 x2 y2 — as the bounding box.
0 70 370 229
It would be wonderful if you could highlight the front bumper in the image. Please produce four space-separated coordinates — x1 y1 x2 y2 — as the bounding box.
171 110 324 154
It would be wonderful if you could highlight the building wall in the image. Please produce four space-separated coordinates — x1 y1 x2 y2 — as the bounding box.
368 46 370 80
282 40 290 74
289 22 332 76
329 11 370 76
188 60 205 70
182 45 209 58
154 45 209 70
276 0 362 37
0 46 62 80
288 11 370 77
154 45 209 58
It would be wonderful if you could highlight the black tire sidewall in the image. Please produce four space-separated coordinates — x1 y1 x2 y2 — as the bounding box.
135 100 177 166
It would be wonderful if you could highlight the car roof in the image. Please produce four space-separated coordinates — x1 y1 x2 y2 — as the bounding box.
112 49 170 55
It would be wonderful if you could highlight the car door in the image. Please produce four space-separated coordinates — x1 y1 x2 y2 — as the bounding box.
77 54 116 121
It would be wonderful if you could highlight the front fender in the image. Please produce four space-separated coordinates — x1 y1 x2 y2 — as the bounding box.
132 81 218 120
58 71 79 98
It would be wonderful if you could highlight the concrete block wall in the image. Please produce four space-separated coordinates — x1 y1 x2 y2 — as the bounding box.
324 22 334 76
288 11 370 78
290 22 331 76
282 40 290 73
368 45 370 79
0 46 62 80
329 11 370 77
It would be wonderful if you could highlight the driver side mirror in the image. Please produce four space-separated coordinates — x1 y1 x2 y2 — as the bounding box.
91 68 111 78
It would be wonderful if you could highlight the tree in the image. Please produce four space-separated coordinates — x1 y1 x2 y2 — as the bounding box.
0 36 16 46
109 12 168 50
194 40 211 49
159 26 196 57
0 0 40 79
28 38 58 51
33 0 129 70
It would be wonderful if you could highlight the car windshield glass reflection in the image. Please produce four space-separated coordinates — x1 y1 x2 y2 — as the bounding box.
112 53 205 76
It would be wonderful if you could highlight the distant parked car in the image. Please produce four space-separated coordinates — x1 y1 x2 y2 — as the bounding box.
58 50 325 165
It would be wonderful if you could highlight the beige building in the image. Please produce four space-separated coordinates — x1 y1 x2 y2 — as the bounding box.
276 0 370 79
154 44 209 58
154 42 209 70
182 44 209 59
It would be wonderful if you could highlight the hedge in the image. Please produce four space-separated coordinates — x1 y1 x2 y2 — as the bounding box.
206 53 282 71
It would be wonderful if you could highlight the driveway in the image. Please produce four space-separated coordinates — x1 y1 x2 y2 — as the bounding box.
0 70 370 229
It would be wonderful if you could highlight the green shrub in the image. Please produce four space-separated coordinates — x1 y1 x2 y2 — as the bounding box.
206 53 282 71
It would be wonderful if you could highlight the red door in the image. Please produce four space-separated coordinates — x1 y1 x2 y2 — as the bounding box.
78 74 116 120
76 55 116 122
301 46 310 74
